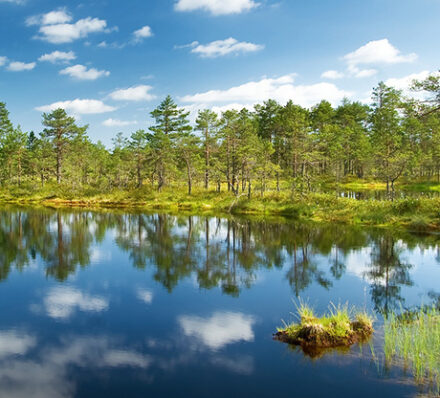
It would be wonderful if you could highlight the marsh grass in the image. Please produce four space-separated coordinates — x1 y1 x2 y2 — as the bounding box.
275 302 373 357
383 306 440 394
2 184 440 231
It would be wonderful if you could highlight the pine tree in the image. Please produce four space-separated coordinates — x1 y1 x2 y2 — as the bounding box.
42 109 86 184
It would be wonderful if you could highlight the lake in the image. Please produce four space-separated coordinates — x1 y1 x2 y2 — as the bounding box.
0 206 439 397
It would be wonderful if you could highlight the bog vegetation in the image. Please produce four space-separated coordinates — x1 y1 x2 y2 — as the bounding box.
0 73 439 205
370 306 440 395
275 302 373 357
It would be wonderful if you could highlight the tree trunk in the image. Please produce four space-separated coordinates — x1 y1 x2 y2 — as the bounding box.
186 159 192 195
205 128 209 190
137 158 143 188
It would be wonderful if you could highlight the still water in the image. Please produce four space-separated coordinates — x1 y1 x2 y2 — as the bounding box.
1 206 439 397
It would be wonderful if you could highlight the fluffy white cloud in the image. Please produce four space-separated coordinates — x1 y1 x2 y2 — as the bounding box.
136 288 153 304
175 0 259 15
26 10 72 26
344 39 417 67
321 70 344 80
39 18 107 44
102 118 138 127
36 99 116 114
42 287 109 319
133 25 153 42
60 64 110 80
181 74 351 108
188 38 263 58
109 85 155 101
27 10 108 44
7 61 36 71
179 312 255 350
340 39 417 79
0 56 6 67
38 50 76 63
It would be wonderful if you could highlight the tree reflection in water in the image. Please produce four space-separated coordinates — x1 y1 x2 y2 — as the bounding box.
0 206 439 313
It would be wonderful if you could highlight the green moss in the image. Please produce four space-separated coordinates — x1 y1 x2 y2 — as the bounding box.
275 302 373 356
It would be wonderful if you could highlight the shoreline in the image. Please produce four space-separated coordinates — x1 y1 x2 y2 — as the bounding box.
1 190 439 232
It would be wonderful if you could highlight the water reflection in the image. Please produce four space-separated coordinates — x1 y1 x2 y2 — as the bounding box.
42 286 109 319
178 312 256 351
1 207 440 314
0 333 153 398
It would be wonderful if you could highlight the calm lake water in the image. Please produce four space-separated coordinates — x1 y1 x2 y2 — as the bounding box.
1 206 439 398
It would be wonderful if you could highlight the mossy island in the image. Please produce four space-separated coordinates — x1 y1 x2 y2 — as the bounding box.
274 303 374 356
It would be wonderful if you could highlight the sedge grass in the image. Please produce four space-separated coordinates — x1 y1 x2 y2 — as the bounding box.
383 306 440 394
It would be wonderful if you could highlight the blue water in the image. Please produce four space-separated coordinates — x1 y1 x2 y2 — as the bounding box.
0 207 438 397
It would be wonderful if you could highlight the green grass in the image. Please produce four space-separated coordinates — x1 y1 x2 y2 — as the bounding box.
2 182 440 231
383 306 440 394
275 302 373 357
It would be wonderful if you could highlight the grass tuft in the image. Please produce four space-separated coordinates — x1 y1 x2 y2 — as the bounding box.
275 302 373 357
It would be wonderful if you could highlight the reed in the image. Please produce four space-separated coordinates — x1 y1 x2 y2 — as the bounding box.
383 306 440 394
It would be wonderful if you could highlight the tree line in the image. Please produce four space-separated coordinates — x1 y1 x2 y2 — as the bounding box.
0 73 439 197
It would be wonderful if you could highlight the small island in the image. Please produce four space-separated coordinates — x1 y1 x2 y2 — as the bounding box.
274 303 373 355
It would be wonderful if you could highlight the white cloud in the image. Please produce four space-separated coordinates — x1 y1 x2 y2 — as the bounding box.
26 10 72 26
27 10 108 44
43 286 109 319
385 70 440 100
0 56 6 67
321 70 344 80
103 118 138 127
350 67 377 78
133 25 153 42
385 71 434 91
7 61 36 71
178 311 255 350
174 0 259 15
344 39 417 67
339 39 418 79
136 288 153 304
38 50 76 63
187 37 263 58
109 85 155 101
36 99 116 114
181 74 351 108
0 0 26 4
60 64 110 80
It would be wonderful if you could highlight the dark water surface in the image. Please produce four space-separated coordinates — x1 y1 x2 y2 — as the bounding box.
1 206 439 398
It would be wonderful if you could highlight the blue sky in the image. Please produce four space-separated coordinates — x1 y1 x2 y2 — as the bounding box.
0 0 439 146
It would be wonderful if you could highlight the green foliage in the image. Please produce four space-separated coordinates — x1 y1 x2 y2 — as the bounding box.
0 72 440 205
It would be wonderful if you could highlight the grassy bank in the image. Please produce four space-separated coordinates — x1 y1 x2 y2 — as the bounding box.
275 302 373 357
1 183 440 231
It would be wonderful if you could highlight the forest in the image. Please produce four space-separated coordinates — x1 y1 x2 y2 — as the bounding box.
0 72 439 204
